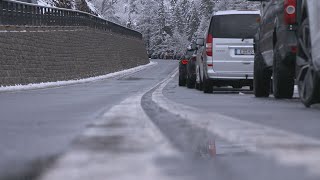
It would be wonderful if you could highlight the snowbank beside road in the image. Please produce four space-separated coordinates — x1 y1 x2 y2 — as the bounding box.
0 61 156 92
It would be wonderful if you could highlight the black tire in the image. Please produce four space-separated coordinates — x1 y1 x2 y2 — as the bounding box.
297 18 320 107
195 68 203 91
254 53 271 97
179 74 186 86
298 68 320 107
203 76 213 94
186 76 195 88
273 42 295 99
195 82 200 90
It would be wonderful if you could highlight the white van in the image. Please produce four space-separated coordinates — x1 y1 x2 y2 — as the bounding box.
196 10 260 93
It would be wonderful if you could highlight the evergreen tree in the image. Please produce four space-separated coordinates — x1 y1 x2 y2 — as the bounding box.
188 5 200 40
89 0 260 54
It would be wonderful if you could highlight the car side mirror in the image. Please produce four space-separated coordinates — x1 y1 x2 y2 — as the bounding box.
196 38 205 46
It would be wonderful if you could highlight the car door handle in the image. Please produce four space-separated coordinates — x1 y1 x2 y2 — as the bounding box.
242 62 251 65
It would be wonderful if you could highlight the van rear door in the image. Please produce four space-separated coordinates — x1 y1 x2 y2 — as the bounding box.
209 14 260 77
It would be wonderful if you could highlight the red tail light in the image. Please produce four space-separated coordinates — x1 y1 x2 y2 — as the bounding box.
284 0 297 24
181 59 188 65
291 46 297 53
206 34 213 56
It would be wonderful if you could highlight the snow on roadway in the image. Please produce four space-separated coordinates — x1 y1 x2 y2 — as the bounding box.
0 61 156 92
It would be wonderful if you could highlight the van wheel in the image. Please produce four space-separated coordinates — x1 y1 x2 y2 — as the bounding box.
273 42 295 99
254 53 271 97
297 18 320 107
203 76 213 94
195 68 203 90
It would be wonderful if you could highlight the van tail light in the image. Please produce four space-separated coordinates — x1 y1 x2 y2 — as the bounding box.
181 59 188 65
206 34 213 56
284 0 297 25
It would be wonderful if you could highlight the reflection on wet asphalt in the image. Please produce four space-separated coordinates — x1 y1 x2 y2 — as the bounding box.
142 88 249 158
2 60 320 180
140 81 319 180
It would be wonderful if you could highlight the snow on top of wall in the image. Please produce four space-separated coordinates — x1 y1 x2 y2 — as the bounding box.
85 0 96 12
214 10 260 16
0 61 156 92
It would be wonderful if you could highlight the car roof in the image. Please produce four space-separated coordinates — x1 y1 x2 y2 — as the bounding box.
212 10 260 16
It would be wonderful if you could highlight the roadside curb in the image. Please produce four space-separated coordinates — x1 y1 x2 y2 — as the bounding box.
0 61 157 93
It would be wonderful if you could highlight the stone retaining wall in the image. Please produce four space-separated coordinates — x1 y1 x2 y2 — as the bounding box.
0 26 149 86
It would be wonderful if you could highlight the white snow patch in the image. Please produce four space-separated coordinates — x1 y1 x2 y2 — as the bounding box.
85 0 99 15
37 0 53 7
0 61 156 92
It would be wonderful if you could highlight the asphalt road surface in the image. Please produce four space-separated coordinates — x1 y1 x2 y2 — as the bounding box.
1 60 320 180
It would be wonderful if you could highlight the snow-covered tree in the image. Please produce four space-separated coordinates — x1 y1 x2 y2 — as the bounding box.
51 0 260 54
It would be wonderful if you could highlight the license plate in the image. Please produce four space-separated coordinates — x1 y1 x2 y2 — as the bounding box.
235 49 254 55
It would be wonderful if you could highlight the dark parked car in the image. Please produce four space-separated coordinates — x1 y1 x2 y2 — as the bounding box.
250 0 299 99
174 53 183 60
296 0 320 107
164 50 175 60
151 52 159 59
179 46 196 86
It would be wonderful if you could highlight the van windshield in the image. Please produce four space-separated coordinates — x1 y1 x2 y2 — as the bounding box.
210 14 260 39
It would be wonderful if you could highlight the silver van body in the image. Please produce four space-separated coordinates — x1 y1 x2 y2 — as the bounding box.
197 10 260 90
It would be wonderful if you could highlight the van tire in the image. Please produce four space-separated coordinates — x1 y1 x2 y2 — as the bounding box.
273 43 295 99
203 76 213 94
195 69 203 91
254 53 271 97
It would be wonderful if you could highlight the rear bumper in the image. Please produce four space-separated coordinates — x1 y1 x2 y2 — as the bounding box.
207 69 253 80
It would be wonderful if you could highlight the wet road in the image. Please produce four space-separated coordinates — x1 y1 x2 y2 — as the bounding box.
1 60 320 180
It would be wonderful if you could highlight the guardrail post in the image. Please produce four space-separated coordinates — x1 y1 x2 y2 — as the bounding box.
0 0 3 25
7 1 11 25
45 8 49 26
26 4 30 26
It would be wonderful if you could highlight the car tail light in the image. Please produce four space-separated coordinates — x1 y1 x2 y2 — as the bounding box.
291 46 297 53
181 59 188 65
207 64 213 67
284 0 297 24
206 34 213 56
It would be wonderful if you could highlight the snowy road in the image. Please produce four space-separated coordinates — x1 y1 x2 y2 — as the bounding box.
1 60 320 180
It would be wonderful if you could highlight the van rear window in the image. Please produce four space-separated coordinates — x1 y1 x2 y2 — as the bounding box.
210 14 260 39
